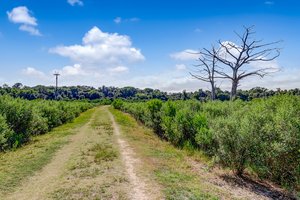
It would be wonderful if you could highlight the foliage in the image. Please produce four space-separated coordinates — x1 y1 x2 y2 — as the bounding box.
0 108 95 196
0 95 93 151
111 99 124 110
0 114 14 151
146 99 163 137
116 95 300 190
2 83 300 102
109 107 220 199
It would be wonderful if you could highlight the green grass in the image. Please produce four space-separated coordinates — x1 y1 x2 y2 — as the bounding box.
50 107 128 200
92 143 118 163
109 107 223 200
0 108 96 197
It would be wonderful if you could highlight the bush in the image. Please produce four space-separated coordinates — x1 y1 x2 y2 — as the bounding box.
37 103 63 128
262 96 300 188
0 96 34 145
112 99 124 110
0 95 93 151
194 113 213 153
115 95 300 190
161 101 177 142
146 99 163 137
29 109 48 135
212 113 250 175
0 114 14 151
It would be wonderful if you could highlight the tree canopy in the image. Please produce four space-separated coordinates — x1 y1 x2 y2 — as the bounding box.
0 84 299 102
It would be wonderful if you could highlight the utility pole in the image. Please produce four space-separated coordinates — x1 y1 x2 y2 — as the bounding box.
53 72 60 100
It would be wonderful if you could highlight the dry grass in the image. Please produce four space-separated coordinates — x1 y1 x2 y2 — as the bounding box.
50 107 129 200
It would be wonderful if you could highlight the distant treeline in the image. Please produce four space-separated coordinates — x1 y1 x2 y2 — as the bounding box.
1 83 300 101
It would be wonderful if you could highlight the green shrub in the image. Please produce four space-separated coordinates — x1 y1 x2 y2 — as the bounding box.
161 101 177 142
146 99 163 137
29 109 49 135
115 95 300 190
0 96 33 144
262 96 300 188
0 114 14 151
174 108 198 147
37 103 63 129
112 99 124 110
194 113 213 153
212 112 253 175
0 96 93 151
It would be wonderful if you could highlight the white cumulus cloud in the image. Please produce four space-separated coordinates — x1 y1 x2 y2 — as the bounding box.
22 67 46 78
50 26 144 69
7 6 36 25
108 66 129 74
67 0 83 6
19 24 41 36
55 64 87 76
7 6 41 36
170 49 199 61
122 70 203 92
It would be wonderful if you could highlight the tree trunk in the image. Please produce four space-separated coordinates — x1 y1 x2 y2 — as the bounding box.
231 80 238 100
211 82 216 100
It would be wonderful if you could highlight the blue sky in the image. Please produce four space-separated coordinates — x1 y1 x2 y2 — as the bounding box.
0 0 300 91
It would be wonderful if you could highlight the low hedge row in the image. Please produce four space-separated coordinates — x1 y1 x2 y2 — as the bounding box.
0 95 93 151
114 95 300 190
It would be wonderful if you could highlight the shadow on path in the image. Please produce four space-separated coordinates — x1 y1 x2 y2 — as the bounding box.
220 174 297 200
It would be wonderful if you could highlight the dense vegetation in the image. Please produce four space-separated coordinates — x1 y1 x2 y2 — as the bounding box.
2 83 300 101
114 95 300 191
2 82 300 192
0 95 93 151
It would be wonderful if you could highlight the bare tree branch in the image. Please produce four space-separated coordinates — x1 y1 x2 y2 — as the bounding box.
189 49 218 100
211 26 282 100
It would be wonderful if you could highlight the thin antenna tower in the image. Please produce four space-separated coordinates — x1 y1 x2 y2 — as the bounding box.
53 72 60 100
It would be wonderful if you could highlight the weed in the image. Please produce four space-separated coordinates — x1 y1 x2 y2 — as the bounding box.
91 143 118 163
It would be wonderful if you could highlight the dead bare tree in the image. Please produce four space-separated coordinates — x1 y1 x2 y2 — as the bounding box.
206 26 281 100
189 50 218 100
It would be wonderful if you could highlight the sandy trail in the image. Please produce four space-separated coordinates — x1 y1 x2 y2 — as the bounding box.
4 106 292 200
107 109 158 200
4 113 95 200
5 107 160 200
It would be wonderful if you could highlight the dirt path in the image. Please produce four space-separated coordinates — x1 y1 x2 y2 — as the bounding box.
4 112 96 200
4 107 161 200
107 109 160 200
5 105 286 200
